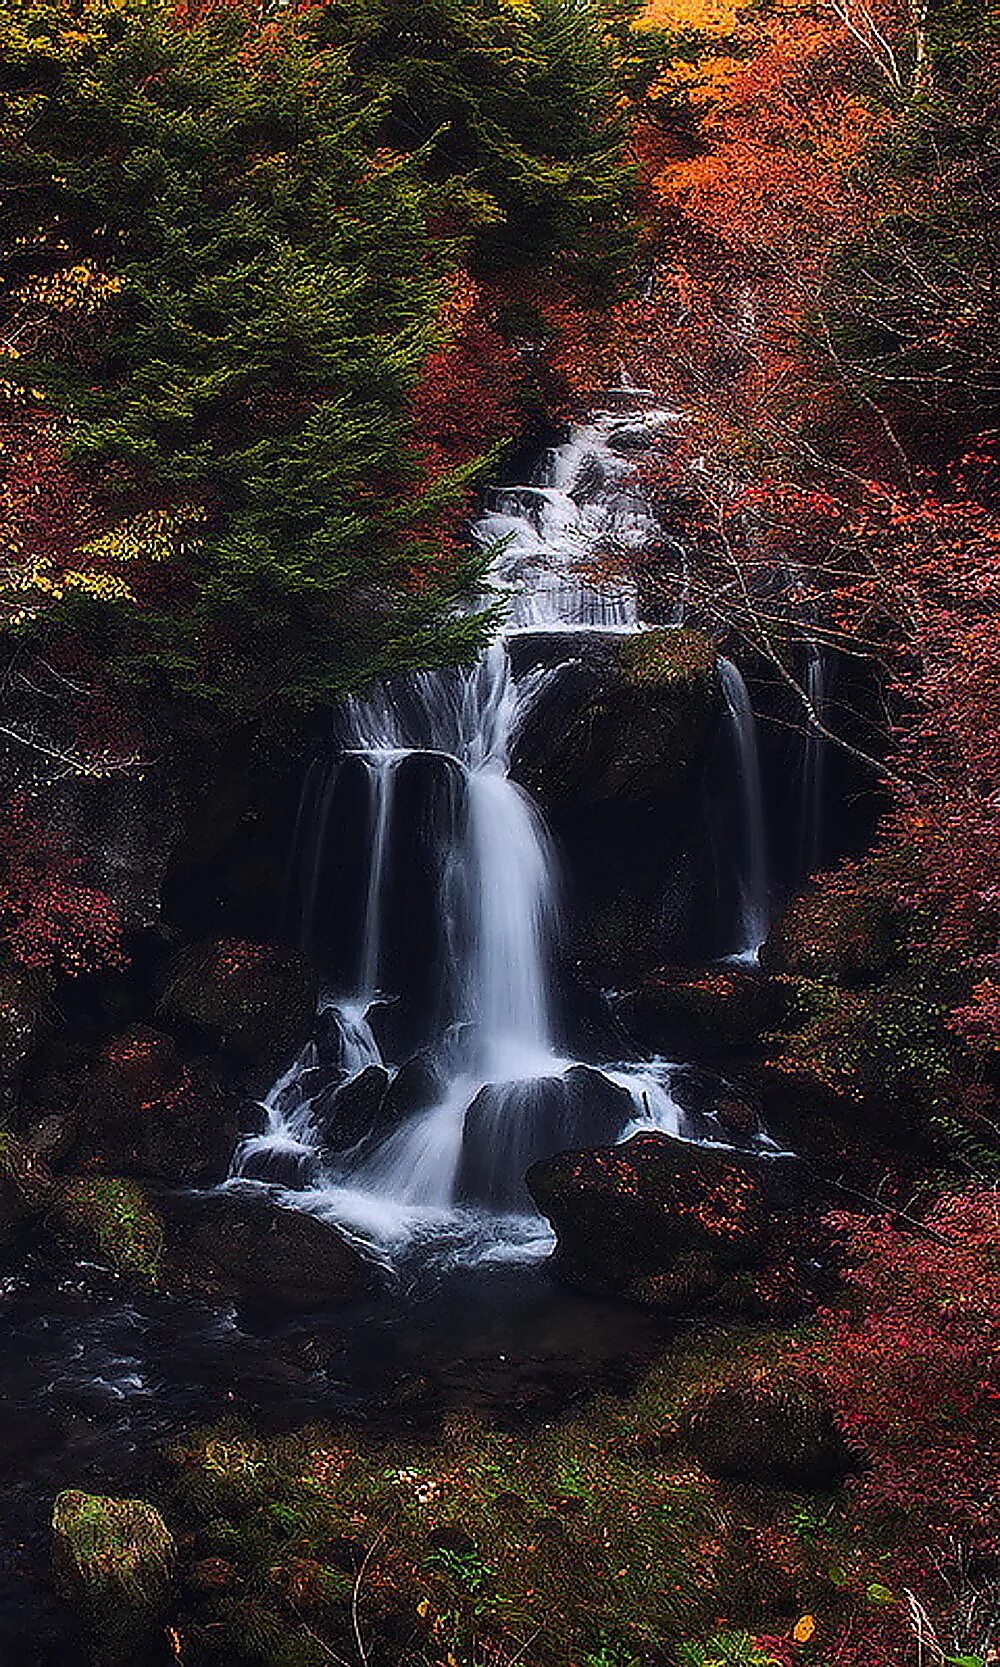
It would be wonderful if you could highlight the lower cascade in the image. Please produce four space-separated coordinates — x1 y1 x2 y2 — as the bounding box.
232 396 782 1264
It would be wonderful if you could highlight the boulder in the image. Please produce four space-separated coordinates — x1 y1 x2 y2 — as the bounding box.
161 1189 373 1307
0 1131 53 1243
457 1066 633 1210
527 1130 770 1305
157 938 317 1071
50 1177 164 1288
618 965 775 1056
84 1025 238 1184
382 1051 447 1124
681 1378 851 1488
311 1065 390 1153
52 1490 175 1665
510 628 717 812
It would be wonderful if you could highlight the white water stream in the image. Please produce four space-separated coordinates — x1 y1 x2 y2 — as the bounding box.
231 396 777 1265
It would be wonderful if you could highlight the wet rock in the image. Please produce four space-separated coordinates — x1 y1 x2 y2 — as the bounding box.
383 1051 446 1123
312 1064 390 1152
157 938 317 1071
50 1177 165 1287
161 1188 373 1307
618 965 775 1055
236 1141 321 1190
0 1131 53 1244
510 628 717 811
681 1378 851 1488
52 1489 175 1666
715 1096 761 1138
456 1065 633 1210
527 1130 770 1306
85 1025 238 1184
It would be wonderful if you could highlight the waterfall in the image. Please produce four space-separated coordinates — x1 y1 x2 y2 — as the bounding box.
719 658 770 959
232 397 779 1259
797 640 829 879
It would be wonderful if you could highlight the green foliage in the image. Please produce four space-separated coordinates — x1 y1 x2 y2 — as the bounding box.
0 0 640 718
53 1176 164 1286
676 1634 781 1667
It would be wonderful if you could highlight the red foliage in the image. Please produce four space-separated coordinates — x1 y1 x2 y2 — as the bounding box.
816 1193 1000 1558
0 797 125 976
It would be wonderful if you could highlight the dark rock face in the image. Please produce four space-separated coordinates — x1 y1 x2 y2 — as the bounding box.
311 1065 390 1153
681 1379 851 1488
456 1066 633 1210
617 967 775 1057
157 938 317 1072
84 1025 238 1185
509 630 725 977
161 1189 373 1307
527 1130 770 1306
510 629 717 811
0 969 46 1118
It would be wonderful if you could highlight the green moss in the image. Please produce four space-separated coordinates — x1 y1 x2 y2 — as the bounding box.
619 628 717 689
53 1177 164 1287
52 1490 175 1664
164 1326 844 1667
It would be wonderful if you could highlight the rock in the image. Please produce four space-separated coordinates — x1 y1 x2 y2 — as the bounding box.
714 1096 761 1138
157 938 317 1070
382 1051 446 1123
52 1489 175 1665
0 1131 53 1244
85 1025 238 1184
510 628 717 812
456 1066 634 1210
236 1140 320 1190
311 1065 390 1152
681 1378 851 1488
527 1130 770 1305
51 1177 164 1287
161 1189 373 1307
618 965 775 1055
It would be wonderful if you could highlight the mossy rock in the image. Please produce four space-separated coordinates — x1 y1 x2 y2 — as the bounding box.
620 965 776 1055
84 1025 238 1184
157 937 317 1069
527 1130 771 1306
52 1489 175 1664
510 628 718 809
681 1376 851 1488
0 1130 53 1244
51 1176 164 1287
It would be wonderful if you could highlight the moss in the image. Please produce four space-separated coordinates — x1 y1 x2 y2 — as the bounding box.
164 1327 850 1667
619 627 717 689
52 1490 175 1664
53 1176 164 1287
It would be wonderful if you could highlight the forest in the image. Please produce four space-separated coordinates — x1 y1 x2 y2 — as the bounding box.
0 0 997 1663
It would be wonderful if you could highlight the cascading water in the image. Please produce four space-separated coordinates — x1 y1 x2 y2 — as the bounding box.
719 658 771 960
797 639 830 879
232 395 780 1263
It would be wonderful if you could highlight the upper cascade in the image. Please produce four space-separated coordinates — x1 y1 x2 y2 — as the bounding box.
472 403 684 633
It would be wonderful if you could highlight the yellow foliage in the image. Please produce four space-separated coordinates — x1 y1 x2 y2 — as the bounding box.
792 1614 817 1643
17 261 123 315
81 504 206 565
638 0 741 35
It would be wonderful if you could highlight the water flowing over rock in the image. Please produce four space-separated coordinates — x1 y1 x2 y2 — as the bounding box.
232 394 785 1270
